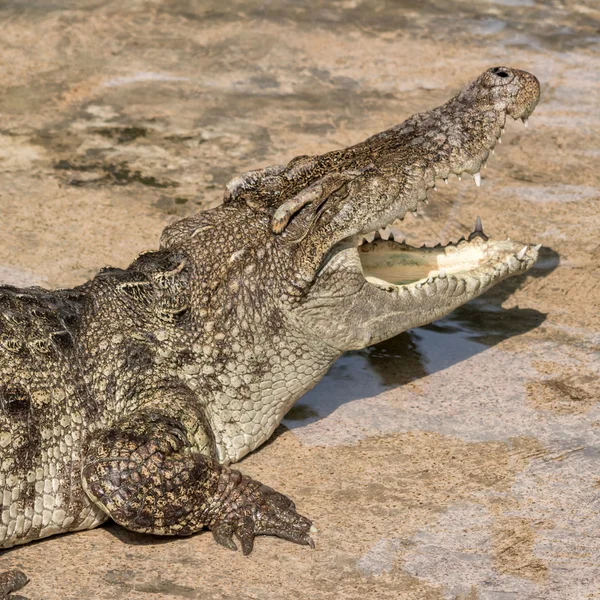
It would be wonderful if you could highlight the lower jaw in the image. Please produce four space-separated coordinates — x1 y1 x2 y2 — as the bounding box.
357 223 540 296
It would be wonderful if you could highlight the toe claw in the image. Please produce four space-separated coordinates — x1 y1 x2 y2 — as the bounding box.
209 474 315 555
212 523 238 552
239 533 255 556
236 516 256 556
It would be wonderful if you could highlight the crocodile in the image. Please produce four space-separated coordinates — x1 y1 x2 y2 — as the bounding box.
0 66 540 598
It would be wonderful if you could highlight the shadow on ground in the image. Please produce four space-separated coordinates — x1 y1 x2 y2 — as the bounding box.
284 246 559 424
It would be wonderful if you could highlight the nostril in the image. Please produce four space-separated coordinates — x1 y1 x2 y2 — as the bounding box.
492 67 510 78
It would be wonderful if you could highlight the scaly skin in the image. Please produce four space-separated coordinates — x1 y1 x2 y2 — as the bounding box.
0 66 539 597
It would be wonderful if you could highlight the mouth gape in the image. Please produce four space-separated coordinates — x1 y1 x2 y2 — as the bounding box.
352 105 540 296
262 66 541 299
357 219 540 295
349 66 542 298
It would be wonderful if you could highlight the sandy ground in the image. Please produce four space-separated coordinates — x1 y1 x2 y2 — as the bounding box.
0 1 599 598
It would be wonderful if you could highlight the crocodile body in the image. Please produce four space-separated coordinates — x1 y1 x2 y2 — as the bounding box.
0 67 540 598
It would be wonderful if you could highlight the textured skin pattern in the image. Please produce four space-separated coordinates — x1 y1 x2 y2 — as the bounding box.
0 287 107 548
82 411 313 553
0 67 540 567
0 569 28 599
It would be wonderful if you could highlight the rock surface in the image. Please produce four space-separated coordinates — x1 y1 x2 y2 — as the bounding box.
0 1 598 598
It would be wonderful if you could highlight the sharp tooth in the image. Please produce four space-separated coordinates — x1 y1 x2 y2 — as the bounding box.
533 243 542 251
516 246 528 260
501 127 505 135
468 215 489 242
444 178 448 184
522 117 528 127
498 137 502 144
412 210 418 217
457 174 462 181
473 172 481 187
433 185 438 191
483 161 487 169
438 268 447 279
427 276 434 284
491 148 495 154
475 215 483 232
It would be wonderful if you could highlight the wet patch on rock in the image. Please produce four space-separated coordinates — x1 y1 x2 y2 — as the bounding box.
528 362 599 415
90 126 148 144
53 160 178 189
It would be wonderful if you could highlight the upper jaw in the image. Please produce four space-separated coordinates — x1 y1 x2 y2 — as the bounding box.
273 67 541 289
343 67 541 239
355 108 531 238
270 67 541 246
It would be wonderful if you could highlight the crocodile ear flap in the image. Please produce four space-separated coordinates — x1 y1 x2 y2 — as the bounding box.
270 167 372 235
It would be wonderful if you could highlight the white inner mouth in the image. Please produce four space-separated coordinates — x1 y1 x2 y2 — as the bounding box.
360 241 487 286
356 229 538 293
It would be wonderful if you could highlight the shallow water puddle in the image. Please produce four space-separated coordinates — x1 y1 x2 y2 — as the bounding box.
284 300 562 445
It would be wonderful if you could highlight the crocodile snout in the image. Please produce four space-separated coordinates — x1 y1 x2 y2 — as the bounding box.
509 68 541 120
485 66 541 121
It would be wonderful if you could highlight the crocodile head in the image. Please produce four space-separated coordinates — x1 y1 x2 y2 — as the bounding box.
273 66 541 350
160 66 540 462
165 67 540 355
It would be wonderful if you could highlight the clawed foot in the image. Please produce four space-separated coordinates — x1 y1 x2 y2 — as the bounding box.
210 480 315 555
0 570 28 600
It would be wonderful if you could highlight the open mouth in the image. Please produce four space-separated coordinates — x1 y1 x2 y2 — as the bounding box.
274 67 543 352
357 217 540 295
263 66 542 301
348 112 541 296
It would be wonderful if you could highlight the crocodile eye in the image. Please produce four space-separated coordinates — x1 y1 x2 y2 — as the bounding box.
492 67 510 78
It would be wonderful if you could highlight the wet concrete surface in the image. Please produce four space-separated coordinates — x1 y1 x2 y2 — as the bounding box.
0 1 599 598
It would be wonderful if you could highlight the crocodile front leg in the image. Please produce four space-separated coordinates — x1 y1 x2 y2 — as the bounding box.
81 411 314 554
0 570 28 600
